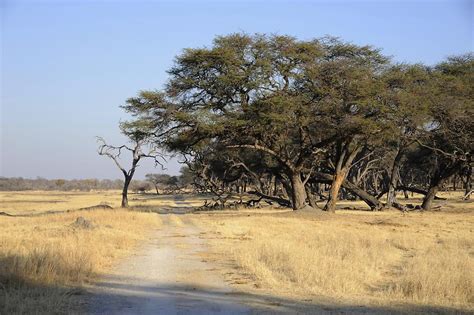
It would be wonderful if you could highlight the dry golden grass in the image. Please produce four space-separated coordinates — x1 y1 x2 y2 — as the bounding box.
0 190 207 216
2 190 473 313
0 192 163 314
192 197 474 312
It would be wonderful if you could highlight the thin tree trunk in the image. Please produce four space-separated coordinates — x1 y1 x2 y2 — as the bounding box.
305 185 317 208
313 172 383 210
464 167 472 200
122 176 132 208
386 150 403 208
324 169 347 212
273 178 278 196
324 144 361 212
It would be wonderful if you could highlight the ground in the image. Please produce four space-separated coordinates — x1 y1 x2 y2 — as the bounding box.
0 190 473 314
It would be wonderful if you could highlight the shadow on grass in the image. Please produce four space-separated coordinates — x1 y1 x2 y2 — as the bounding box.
0 270 82 314
1 255 471 314
81 273 472 315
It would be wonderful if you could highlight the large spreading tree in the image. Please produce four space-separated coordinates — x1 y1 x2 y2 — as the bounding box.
119 34 473 211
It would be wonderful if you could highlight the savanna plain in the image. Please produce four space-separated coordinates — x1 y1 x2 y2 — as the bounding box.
0 190 473 314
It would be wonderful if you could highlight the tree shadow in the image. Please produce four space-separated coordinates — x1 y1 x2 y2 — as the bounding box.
130 204 196 214
0 265 83 314
80 273 472 315
1 254 471 314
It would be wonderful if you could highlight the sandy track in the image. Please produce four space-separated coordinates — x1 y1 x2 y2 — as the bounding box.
82 213 435 315
84 215 250 314
82 195 410 314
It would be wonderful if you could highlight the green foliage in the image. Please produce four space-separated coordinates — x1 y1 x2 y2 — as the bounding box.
119 33 473 209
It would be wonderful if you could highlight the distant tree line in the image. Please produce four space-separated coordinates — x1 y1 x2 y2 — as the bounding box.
116 33 472 211
0 176 190 193
146 166 194 194
0 177 124 191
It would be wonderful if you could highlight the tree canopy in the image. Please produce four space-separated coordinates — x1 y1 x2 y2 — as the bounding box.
120 34 473 211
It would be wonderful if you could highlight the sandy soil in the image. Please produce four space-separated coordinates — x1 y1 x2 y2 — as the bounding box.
84 215 252 314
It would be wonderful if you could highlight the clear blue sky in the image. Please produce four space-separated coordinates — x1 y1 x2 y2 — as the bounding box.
1 0 472 179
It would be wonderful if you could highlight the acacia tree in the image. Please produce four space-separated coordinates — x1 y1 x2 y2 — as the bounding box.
296 40 390 211
98 125 164 207
417 54 473 210
380 64 432 209
122 34 392 211
118 34 472 212
145 173 172 194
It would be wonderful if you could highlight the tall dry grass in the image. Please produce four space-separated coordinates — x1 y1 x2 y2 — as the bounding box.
0 190 208 216
194 209 474 311
0 208 161 314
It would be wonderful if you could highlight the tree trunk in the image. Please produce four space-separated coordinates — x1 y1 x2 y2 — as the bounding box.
386 151 403 208
323 143 362 212
422 163 461 210
345 181 384 211
313 172 384 210
324 169 347 212
421 185 439 210
378 185 446 200
305 185 317 208
290 173 309 210
247 190 291 207
403 190 409 199
373 173 379 195
464 167 472 200
122 176 132 208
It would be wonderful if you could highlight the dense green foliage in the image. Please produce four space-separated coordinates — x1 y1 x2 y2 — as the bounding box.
121 34 473 210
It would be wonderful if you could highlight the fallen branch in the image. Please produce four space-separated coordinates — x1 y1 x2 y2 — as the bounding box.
376 186 446 200
463 190 473 200
247 191 291 207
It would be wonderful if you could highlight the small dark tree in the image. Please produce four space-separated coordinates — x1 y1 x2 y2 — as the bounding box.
98 126 164 207
178 166 194 190
145 173 171 194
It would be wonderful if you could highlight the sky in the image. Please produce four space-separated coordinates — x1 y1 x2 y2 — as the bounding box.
1 0 472 180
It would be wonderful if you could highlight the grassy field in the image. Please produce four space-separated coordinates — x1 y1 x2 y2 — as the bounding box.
0 191 165 314
1 190 473 313
192 192 474 312
0 190 206 216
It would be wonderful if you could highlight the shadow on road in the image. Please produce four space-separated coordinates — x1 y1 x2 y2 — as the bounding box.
80 273 470 315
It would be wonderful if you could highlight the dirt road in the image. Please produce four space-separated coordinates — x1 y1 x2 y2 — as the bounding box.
83 212 434 315
84 197 409 314
85 215 252 314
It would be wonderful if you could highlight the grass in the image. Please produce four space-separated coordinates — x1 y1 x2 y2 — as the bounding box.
192 194 474 312
1 190 473 313
0 190 207 216
0 193 163 314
